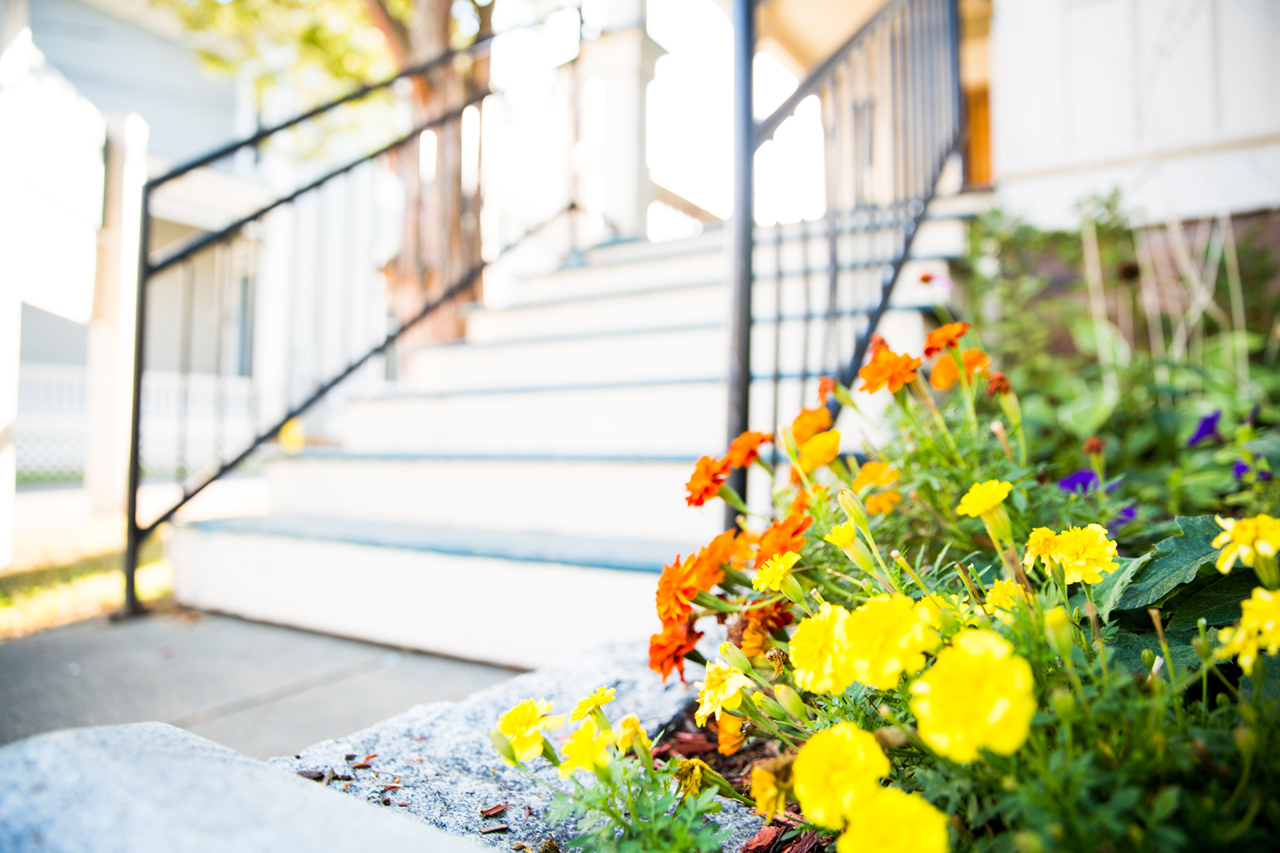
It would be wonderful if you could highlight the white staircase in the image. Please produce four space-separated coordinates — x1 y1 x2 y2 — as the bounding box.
168 195 982 669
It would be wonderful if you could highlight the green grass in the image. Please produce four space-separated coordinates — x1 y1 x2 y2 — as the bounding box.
0 537 170 639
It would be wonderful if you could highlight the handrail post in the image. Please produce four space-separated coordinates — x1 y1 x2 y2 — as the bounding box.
121 183 150 617
725 0 754 531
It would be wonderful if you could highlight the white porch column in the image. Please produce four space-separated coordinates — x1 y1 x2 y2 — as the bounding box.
85 113 149 513
575 0 663 239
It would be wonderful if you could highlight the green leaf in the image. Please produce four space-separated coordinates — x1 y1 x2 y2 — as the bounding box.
1092 552 1151 624
1165 570 1259 635
1109 630 1200 674
1115 516 1221 610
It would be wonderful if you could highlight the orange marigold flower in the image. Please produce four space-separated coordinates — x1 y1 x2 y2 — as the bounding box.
867 333 889 357
649 620 703 683
686 455 731 507
865 490 902 515
929 348 990 391
717 713 746 756
851 461 898 493
923 321 970 358
738 601 794 658
726 431 773 469
818 377 837 404
656 554 700 627
694 529 753 589
792 407 833 446
859 349 922 394
756 511 813 568
987 371 1011 397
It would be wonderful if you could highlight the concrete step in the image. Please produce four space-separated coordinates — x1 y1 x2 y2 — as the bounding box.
464 257 947 346
169 516 670 669
266 451 725 545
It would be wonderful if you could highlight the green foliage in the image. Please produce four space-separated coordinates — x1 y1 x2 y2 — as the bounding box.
1115 516 1221 610
548 760 730 853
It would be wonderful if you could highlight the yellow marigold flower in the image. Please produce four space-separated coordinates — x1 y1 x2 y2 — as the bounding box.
792 722 889 830
754 550 800 592
752 766 783 820
836 787 950 853
851 461 898 493
559 718 613 777
1053 524 1119 584
984 579 1029 617
1022 527 1058 570
717 713 746 756
615 714 651 754
1215 587 1280 675
955 481 1012 518
844 595 939 691
798 429 842 473
1213 515 1280 573
571 686 616 722
496 698 565 763
824 523 858 550
791 602 856 694
909 630 1035 763
695 661 753 726
920 592 959 630
675 757 710 797
865 490 902 515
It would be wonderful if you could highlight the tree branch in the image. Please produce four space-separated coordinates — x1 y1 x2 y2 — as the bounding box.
358 0 411 69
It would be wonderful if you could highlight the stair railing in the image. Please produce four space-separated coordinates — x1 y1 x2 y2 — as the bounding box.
120 34 570 611
725 0 962 521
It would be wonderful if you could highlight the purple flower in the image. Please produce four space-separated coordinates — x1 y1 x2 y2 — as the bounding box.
1108 505 1137 536
1059 470 1099 493
1236 458 1275 481
1188 411 1222 447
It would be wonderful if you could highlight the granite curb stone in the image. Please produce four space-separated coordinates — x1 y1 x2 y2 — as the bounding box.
0 721 485 852
269 640 764 850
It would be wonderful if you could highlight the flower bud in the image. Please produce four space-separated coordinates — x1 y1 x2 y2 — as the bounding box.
1013 831 1046 853
838 489 870 535
844 538 879 575
779 573 807 609
873 726 908 750
774 685 809 721
750 691 787 719
1190 636 1210 661
1141 648 1157 671
1044 606 1074 655
1234 725 1257 757
779 425 799 465
1049 687 1075 719
719 642 755 675
489 729 517 765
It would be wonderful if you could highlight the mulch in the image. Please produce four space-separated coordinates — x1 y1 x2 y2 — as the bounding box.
652 703 833 853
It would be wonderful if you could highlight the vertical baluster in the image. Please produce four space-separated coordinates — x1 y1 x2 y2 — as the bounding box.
821 73 840 389
177 258 195 484
770 220 783 476
213 239 227 470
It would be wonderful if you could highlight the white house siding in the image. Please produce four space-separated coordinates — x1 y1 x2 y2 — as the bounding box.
990 0 1280 228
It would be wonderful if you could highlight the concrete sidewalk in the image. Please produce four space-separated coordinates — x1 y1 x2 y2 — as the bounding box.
0 610 516 759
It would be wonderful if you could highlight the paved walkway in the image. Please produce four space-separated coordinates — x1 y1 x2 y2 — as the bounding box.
0 610 516 760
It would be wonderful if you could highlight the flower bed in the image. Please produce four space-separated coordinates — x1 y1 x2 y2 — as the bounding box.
491 325 1280 852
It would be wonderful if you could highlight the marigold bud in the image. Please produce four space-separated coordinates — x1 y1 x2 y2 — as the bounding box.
1083 436 1106 456
489 729 517 765
1044 606 1074 655
987 372 1011 397
719 642 755 675
1141 648 1157 671
873 726 908 750
774 685 809 720
838 489 871 535
1234 725 1258 757
1049 687 1075 719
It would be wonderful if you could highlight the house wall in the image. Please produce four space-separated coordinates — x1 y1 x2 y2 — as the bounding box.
28 0 235 162
989 0 1280 228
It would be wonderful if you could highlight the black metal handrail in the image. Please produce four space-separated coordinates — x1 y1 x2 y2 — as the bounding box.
725 0 962 524
120 32 537 612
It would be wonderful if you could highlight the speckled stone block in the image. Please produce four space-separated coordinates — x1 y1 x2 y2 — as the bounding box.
268 640 764 850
